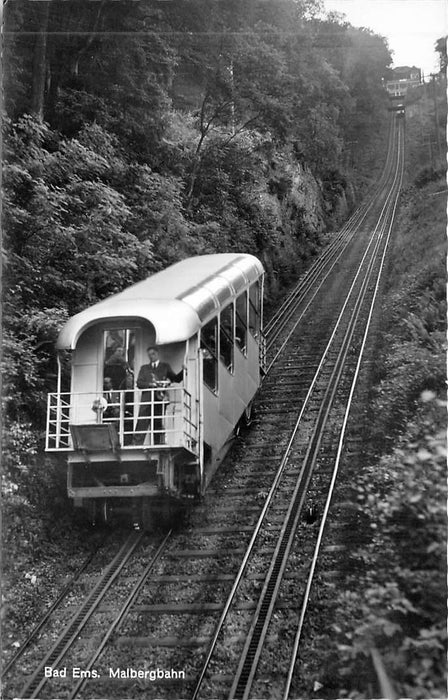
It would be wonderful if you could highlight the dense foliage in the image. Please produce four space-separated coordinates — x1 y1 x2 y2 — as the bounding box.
333 396 446 698
2 4 393 637
3 0 392 443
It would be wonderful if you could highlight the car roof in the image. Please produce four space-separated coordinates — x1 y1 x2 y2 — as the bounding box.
57 253 264 349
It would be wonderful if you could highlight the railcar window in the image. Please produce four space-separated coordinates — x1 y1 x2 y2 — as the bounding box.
103 329 136 389
201 318 218 392
220 303 234 373
235 292 247 354
249 281 260 338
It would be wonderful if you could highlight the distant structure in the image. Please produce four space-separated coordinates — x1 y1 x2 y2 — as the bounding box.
385 66 422 98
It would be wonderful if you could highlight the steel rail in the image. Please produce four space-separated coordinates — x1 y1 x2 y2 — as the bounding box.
230 299 370 699
264 164 399 378
229 131 405 699
191 117 404 700
264 191 381 352
69 530 173 699
282 120 405 699
18 531 144 699
1 534 110 679
188 269 377 699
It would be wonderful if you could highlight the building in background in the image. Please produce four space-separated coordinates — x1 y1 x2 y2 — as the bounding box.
385 66 422 98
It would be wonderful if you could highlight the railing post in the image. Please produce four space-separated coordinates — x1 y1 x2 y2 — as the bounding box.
56 393 62 449
150 389 154 446
119 390 124 445
46 394 51 450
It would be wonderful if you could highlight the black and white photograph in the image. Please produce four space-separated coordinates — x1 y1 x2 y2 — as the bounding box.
2 1 446 698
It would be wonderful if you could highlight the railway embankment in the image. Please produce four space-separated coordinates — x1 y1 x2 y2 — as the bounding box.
296 173 447 699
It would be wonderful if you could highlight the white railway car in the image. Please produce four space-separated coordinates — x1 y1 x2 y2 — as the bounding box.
46 254 265 527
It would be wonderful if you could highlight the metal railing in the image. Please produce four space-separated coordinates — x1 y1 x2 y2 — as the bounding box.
46 386 198 453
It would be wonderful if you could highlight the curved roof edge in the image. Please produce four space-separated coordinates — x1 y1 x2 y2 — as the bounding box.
56 300 200 350
178 254 263 321
56 254 264 350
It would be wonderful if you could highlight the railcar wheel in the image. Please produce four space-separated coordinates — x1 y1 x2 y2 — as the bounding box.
243 401 254 427
100 498 111 525
235 401 255 436
84 499 111 527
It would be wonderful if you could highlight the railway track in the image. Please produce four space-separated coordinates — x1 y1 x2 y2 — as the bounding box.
6 115 404 700
9 531 169 699
191 121 404 699
1 533 110 680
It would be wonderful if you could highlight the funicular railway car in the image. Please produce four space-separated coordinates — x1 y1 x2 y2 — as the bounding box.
388 98 406 117
46 254 265 528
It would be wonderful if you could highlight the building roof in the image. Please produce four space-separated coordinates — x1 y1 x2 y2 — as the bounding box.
56 253 264 349
389 65 421 78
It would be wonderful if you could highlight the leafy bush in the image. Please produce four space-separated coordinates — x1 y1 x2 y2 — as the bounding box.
326 169 447 697
370 340 445 445
333 395 447 699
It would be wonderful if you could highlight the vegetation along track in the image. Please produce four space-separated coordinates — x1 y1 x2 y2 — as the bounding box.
8 115 404 700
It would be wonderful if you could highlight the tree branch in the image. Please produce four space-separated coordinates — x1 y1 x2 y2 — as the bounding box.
71 0 107 76
220 114 261 146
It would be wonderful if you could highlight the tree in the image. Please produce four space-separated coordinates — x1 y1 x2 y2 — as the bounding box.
31 1 51 120
435 36 447 76
2 117 152 422
4 0 177 163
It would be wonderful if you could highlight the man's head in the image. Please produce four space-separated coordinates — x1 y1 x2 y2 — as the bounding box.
147 346 159 364
104 377 113 390
123 374 134 389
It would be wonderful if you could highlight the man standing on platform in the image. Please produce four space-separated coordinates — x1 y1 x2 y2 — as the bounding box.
134 346 183 445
